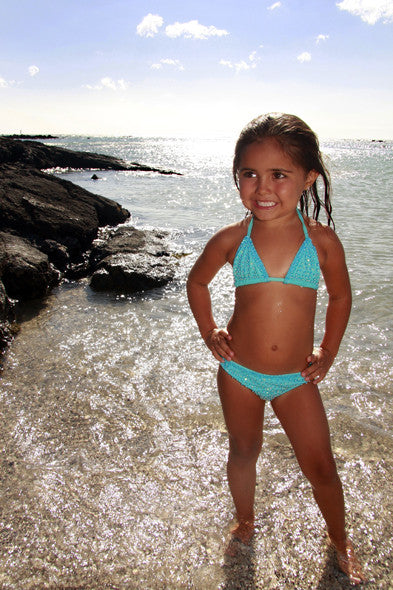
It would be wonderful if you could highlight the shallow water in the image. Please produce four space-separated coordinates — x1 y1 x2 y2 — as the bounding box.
0 137 392 588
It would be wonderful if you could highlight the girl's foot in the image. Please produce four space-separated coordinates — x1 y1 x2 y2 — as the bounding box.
328 537 367 585
230 519 255 544
225 519 255 557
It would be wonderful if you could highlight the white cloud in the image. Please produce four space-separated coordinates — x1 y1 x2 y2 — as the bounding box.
165 20 228 39
101 77 128 90
84 77 128 91
234 60 252 72
267 2 282 10
116 79 128 90
316 34 329 43
83 83 100 90
219 47 262 73
297 52 311 63
0 77 16 88
151 59 185 71
28 65 40 77
336 0 393 24
136 13 164 37
220 58 257 73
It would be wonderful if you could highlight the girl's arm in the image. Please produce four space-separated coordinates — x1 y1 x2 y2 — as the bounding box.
187 229 235 361
302 228 352 383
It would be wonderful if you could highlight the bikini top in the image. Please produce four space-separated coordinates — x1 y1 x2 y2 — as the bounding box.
233 209 320 290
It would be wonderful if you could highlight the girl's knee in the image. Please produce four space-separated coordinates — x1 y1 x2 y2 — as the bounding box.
228 435 262 462
301 453 339 487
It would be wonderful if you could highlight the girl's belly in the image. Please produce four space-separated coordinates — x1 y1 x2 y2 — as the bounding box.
228 285 316 374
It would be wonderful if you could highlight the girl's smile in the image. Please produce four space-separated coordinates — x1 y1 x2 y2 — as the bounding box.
238 138 318 220
255 200 276 209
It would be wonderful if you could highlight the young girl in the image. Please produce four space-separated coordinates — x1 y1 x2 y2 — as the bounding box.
187 113 365 584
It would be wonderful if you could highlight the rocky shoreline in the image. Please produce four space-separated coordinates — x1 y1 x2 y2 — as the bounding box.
0 138 181 353
0 136 183 175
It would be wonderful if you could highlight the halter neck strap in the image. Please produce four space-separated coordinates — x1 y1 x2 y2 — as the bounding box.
297 209 309 238
247 216 254 237
247 209 307 237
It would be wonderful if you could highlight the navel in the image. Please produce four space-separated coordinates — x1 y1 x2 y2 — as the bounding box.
271 344 278 352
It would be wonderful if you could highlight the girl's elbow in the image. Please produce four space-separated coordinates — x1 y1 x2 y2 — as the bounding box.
186 268 198 288
344 285 352 308
186 275 207 295
328 290 352 308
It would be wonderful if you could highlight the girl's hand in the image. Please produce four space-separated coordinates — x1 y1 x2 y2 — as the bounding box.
301 347 334 384
204 328 234 362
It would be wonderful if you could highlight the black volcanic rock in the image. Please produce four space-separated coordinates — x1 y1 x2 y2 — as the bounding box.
1 134 58 140
90 226 172 264
0 137 182 175
0 164 130 252
0 137 181 352
0 232 59 301
0 279 14 350
89 226 176 293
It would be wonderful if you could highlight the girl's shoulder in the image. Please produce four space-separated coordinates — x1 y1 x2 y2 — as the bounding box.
204 217 250 263
304 216 345 263
305 216 340 243
209 217 250 247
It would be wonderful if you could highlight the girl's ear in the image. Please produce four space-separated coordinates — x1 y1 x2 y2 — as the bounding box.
305 169 319 189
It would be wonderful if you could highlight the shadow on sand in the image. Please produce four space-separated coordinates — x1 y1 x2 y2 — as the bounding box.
221 538 363 589
316 546 365 590
221 538 257 590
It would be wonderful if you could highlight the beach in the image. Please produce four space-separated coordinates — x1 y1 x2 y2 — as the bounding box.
0 136 392 588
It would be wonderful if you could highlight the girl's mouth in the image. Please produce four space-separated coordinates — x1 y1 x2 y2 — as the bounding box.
256 200 276 208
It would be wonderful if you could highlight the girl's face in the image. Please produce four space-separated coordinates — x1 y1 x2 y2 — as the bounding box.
237 138 318 221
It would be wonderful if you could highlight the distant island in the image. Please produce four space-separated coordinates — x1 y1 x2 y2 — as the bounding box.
0 134 58 140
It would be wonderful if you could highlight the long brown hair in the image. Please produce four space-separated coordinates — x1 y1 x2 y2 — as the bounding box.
233 113 334 227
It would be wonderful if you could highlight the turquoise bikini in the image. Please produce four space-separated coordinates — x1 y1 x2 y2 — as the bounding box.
221 209 320 401
233 209 320 290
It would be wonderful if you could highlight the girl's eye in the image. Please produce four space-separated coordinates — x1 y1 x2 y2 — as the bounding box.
242 170 257 178
273 171 286 179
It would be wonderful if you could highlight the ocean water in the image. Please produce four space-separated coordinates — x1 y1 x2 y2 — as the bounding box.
0 136 392 589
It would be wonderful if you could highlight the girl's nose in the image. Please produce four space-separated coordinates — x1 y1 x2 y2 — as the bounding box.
256 176 270 194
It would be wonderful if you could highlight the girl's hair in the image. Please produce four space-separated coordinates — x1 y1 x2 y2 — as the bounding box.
233 113 334 227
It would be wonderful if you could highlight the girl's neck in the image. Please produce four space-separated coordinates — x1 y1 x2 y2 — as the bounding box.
251 209 300 230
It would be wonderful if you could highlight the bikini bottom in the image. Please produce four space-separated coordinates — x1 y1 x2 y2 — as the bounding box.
220 359 307 402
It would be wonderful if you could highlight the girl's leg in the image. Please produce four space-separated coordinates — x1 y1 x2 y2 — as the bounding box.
272 382 366 584
271 382 346 547
217 366 265 540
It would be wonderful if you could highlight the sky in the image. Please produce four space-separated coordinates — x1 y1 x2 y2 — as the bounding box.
0 0 392 139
